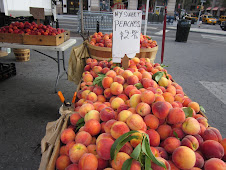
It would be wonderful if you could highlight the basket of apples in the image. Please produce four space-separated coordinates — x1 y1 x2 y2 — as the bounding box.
87 32 158 63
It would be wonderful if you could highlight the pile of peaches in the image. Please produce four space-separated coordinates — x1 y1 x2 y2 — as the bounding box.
89 32 157 49
0 21 65 36
56 57 226 170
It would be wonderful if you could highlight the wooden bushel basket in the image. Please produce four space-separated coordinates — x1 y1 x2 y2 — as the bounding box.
87 43 158 63
13 49 30 62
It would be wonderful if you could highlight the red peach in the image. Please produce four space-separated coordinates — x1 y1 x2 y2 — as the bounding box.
121 70 133 80
84 119 101 136
135 102 151 116
124 85 137 96
78 103 95 117
127 75 139 85
65 163 79 170
204 158 226 170
151 157 171 170
181 135 199 151
69 143 88 163
182 117 200 135
113 75 125 84
129 89 141 98
126 114 144 130
162 92 174 104
61 128 76 144
102 76 113 89
202 127 222 142
120 142 133 155
167 108 185 125
83 74 93 82
220 138 226 161
75 131 92 146
163 137 181 154
155 147 169 160
111 97 125 110
111 152 130 170
106 70 116 78
100 107 116 122
146 129 160 147
201 140 224 159
110 82 123 95
110 121 130 139
157 124 172 140
96 138 114 160
144 114 159 130
104 119 117 134
78 153 98 170
56 155 71 170
70 113 82 126
152 101 171 119
194 152 204 169
93 86 104 95
141 90 155 105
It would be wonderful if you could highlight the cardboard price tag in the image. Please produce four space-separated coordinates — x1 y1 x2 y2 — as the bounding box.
30 7 45 20
112 10 142 63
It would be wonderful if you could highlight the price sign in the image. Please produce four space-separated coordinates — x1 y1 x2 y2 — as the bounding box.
30 7 45 20
112 10 142 63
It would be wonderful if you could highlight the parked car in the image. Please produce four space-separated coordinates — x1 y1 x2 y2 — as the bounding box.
219 15 226 23
213 16 221 24
184 14 198 24
202 15 217 25
220 21 226 31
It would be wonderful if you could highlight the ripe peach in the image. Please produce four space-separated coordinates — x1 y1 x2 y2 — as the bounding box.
124 85 137 96
100 107 116 122
130 160 141 170
93 86 104 95
182 97 192 107
155 147 169 160
182 117 200 135
81 90 90 99
188 102 200 113
61 128 76 144
78 153 98 170
84 119 101 136
101 67 110 74
65 163 79 170
152 101 170 119
111 121 130 139
202 127 222 142
104 119 117 134
97 95 106 102
144 114 159 130
121 70 133 79
141 78 156 88
69 143 88 163
166 85 176 96
140 90 155 105
170 127 185 139
133 71 142 80
157 124 172 140
130 94 141 108
104 88 113 99
87 144 97 155
84 110 100 122
111 152 131 170
75 131 92 146
146 129 160 147
158 77 169 87
60 145 68 155
196 117 208 128
135 102 151 116
220 138 226 161
83 74 93 82
106 70 116 78
96 138 115 160
163 137 181 154
204 158 226 170
129 130 145 148
126 114 144 130
194 152 204 169
79 103 95 117
181 135 199 151
172 146 196 169
93 66 102 74
162 92 174 104
113 75 125 85
110 82 123 95
120 142 133 155
118 94 129 102
167 108 185 125
174 94 184 103
118 110 133 122
117 104 129 114
102 76 113 89
151 157 171 170
111 97 125 110
128 107 136 114
127 75 139 85
167 160 180 170
201 140 224 159
70 113 81 126
154 95 165 102
129 88 141 98
96 103 107 112
56 155 71 170
96 155 109 170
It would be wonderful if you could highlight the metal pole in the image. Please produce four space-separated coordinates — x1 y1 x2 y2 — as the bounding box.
144 0 150 35
161 0 167 64
197 2 203 25
80 0 84 34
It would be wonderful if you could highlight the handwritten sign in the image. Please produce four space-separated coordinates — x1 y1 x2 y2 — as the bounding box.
112 10 142 63
30 7 45 20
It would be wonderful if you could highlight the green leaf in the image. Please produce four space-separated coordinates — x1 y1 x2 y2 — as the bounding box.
110 131 138 160
122 158 133 170
152 72 164 83
173 131 180 140
200 105 206 113
183 107 193 117
76 118 84 126
163 71 169 79
108 58 112 62
134 83 143 89
160 64 168 68
131 143 142 160
145 155 152 170
93 74 106 88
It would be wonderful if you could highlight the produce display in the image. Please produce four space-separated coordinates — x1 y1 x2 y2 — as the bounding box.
0 21 65 36
89 32 157 49
55 57 226 170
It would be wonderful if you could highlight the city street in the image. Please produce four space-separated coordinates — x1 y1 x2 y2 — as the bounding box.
0 24 226 169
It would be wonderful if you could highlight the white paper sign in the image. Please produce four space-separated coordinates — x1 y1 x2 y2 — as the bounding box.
112 10 142 63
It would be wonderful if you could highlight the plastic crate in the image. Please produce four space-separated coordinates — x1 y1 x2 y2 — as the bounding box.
0 63 16 81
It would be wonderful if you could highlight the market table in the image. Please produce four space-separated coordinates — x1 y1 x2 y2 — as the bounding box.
0 39 77 92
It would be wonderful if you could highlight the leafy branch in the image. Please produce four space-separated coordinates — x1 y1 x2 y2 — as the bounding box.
93 74 106 88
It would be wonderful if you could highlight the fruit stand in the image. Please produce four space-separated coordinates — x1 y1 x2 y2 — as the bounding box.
39 55 226 169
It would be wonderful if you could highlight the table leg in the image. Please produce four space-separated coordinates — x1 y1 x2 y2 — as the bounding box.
62 51 68 77
55 51 60 93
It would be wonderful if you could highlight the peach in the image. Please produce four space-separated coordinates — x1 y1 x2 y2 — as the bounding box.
194 152 204 169
96 155 109 170
127 75 139 85
106 70 116 78
104 88 113 99
158 77 169 87
70 113 81 126
69 143 88 163
93 65 102 74
188 102 200 113
61 128 76 144
168 160 180 170
104 119 117 134
182 117 200 135
129 89 141 98
117 104 129 114
167 108 185 125
81 90 90 99
84 110 100 122
155 95 165 102
83 74 93 82
97 95 106 102
130 160 141 170
128 107 136 114
130 94 141 108
60 145 68 155
118 94 129 102
65 163 79 170
182 97 192 107
170 127 185 139
157 124 172 140
56 155 71 170
163 137 181 154
181 135 199 151
201 140 224 159
96 133 114 144
196 117 208 128
78 153 98 170
93 86 104 95
129 130 145 148
146 129 160 147
111 121 130 139
100 107 116 122
96 103 107 112
141 78 156 88
194 134 204 146
102 76 113 89
220 138 226 161
204 158 226 170
166 85 176 96
118 110 133 122
110 82 123 95
202 127 222 142
142 71 152 79
135 102 151 116
172 146 196 169
120 142 133 155
121 70 133 79
124 85 137 96
152 101 170 119
126 114 144 130
151 157 171 170
174 94 184 103
79 103 95 117
101 67 110 74
113 75 125 85
144 114 159 130
83 119 100 137
75 131 92 146
140 90 155 105
162 92 174 104
111 152 131 170
96 138 115 160
111 97 125 110
87 144 97 155
133 71 142 80
155 147 169 160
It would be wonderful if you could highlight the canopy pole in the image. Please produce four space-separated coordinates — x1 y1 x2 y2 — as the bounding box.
161 0 167 64
144 0 150 35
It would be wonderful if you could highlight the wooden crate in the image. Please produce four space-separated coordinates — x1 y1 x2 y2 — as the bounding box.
136 46 158 64
23 33 64 46
0 33 23 44
64 31 70 42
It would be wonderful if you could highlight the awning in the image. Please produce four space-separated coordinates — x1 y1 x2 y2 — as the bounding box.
206 7 212 10
212 7 219 11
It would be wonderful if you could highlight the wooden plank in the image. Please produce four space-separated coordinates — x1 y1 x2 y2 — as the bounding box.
64 31 70 42
0 33 23 44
